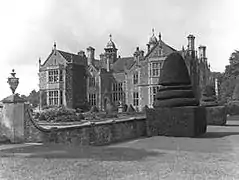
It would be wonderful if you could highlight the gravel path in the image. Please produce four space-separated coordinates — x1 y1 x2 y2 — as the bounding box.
1 120 239 179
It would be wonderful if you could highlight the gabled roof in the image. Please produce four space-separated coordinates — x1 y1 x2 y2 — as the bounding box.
145 40 177 58
112 57 135 73
42 51 54 66
41 49 85 67
58 50 81 63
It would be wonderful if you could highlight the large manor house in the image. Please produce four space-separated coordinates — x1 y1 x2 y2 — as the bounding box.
39 30 214 111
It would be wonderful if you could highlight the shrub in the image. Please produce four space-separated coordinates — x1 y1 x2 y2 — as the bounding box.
34 112 40 119
226 101 239 115
89 106 99 113
126 104 135 113
37 106 84 122
141 105 149 113
202 85 216 97
232 84 239 100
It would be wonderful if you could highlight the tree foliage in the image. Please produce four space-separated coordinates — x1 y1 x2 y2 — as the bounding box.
219 50 239 103
18 90 40 108
28 90 40 108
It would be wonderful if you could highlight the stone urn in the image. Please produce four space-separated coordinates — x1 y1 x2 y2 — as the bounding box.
118 101 124 113
7 69 19 94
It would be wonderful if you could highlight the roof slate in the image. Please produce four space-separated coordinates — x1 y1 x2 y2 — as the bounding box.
58 50 81 63
112 57 135 73
145 40 177 58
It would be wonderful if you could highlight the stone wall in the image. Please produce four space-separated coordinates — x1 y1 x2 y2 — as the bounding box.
24 109 147 145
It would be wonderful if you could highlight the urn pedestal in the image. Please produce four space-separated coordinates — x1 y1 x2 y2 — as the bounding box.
146 106 207 137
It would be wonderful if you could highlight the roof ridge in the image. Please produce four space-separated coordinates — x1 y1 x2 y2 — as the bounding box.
58 49 78 56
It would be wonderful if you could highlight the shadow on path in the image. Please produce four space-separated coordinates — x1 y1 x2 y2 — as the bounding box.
196 131 239 139
0 144 162 161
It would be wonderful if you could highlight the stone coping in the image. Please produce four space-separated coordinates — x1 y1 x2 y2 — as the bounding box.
38 116 146 130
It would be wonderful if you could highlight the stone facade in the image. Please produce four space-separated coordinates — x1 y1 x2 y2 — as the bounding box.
39 31 213 111
39 44 87 110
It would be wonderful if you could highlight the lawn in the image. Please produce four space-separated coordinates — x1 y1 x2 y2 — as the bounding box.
1 120 239 179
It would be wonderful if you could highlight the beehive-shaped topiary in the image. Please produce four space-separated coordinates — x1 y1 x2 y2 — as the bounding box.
158 52 191 86
154 52 199 107
201 85 218 107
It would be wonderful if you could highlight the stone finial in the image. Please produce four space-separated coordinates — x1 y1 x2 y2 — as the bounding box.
39 57 41 66
53 42 57 55
158 32 161 40
7 69 19 95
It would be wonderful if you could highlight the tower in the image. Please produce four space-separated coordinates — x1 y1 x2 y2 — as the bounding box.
147 28 158 53
104 34 118 71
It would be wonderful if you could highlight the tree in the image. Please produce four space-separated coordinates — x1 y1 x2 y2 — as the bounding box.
27 90 40 108
218 50 239 103
229 50 239 65
225 50 239 78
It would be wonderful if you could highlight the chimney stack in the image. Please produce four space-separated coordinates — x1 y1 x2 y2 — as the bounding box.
187 34 195 57
86 46 95 65
198 45 206 59
78 50 85 57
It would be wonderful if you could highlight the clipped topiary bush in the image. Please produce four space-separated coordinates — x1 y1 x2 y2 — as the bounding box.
123 104 128 112
159 52 191 86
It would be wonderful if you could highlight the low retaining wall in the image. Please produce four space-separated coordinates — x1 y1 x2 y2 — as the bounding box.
24 109 147 145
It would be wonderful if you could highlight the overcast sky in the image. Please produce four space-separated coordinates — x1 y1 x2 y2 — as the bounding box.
0 0 238 100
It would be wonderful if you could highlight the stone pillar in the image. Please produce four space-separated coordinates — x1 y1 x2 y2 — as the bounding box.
0 94 26 143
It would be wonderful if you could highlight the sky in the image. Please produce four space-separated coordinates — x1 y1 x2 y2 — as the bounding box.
0 0 238 100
